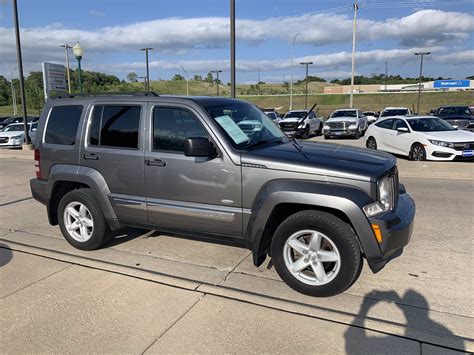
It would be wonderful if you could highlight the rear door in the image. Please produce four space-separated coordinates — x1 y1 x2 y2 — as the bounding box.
373 119 394 152
80 102 147 224
390 119 412 155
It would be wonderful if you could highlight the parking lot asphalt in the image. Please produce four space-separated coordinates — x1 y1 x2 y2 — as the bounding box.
0 141 472 354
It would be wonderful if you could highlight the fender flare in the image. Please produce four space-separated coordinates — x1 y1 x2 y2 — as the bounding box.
245 179 381 266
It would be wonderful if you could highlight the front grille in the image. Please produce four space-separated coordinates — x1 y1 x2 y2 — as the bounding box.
452 142 474 151
327 121 350 130
0 137 9 144
446 119 469 127
279 122 299 131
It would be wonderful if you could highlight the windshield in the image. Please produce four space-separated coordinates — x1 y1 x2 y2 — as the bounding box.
407 117 456 132
284 111 307 119
2 124 25 132
381 109 409 117
331 110 357 118
202 101 288 150
437 107 470 116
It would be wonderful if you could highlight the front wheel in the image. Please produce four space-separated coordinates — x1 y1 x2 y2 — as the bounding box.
409 143 426 161
271 211 362 297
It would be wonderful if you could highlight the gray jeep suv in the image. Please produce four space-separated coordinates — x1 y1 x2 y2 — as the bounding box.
30 93 415 297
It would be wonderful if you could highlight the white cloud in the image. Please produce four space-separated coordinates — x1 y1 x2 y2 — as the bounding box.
434 50 474 64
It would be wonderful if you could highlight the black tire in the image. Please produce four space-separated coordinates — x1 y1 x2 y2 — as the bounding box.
366 137 377 150
354 129 360 139
58 188 113 250
302 125 310 139
409 143 426 161
315 123 323 136
271 211 362 297
324 135 331 140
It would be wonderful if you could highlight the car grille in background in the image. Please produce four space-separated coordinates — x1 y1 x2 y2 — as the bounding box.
0 137 9 144
279 122 299 131
452 142 474 151
446 119 469 128
327 121 350 130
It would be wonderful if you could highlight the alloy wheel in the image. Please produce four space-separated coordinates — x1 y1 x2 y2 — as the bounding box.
63 201 94 242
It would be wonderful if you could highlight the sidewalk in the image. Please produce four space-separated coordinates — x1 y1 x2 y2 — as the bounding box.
0 246 463 354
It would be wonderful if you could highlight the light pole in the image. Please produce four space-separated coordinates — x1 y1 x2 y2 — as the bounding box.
415 52 430 115
12 0 30 148
140 47 153 92
230 0 236 98
211 70 222 96
289 32 300 110
300 61 313 110
72 42 84 94
10 68 18 116
349 1 359 108
60 43 72 94
179 65 189 96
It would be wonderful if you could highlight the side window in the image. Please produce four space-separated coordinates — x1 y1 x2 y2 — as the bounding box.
153 107 208 153
394 119 409 130
89 105 141 149
45 105 83 145
376 119 394 130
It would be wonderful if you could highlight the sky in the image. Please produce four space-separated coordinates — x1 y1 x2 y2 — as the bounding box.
0 0 473 84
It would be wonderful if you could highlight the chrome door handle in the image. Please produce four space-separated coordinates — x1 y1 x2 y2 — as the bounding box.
82 153 99 160
145 159 166 167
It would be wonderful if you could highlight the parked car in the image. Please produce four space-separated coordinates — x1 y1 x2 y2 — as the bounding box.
364 111 379 125
30 93 415 297
365 116 474 161
278 110 323 138
0 116 39 130
434 106 474 131
380 107 412 117
323 109 368 139
0 122 38 148
264 111 281 123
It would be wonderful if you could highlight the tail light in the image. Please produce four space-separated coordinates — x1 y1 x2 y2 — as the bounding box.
34 149 42 180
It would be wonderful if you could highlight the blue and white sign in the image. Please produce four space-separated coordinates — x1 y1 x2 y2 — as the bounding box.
434 79 470 88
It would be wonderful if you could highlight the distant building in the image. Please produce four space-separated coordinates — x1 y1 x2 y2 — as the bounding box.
323 80 474 94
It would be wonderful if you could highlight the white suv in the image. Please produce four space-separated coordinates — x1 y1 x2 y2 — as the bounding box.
323 109 368 139
380 107 412 118
279 110 323 138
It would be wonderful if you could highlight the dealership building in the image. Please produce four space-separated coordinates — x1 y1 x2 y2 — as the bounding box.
323 79 474 94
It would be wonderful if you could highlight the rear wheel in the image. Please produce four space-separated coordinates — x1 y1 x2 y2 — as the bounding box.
354 129 360 139
409 143 426 161
366 137 377 150
324 135 331 140
302 125 310 139
315 122 323 136
58 188 113 250
271 211 362 297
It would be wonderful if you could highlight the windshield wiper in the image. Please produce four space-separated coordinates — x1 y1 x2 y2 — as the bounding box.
245 138 284 150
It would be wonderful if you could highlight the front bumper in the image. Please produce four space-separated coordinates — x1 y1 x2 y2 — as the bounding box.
425 144 473 161
323 128 358 137
366 192 416 273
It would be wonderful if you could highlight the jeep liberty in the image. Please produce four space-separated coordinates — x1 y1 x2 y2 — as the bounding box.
30 93 415 297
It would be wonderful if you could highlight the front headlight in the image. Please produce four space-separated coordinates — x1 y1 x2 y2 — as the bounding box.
428 139 454 148
378 175 392 210
323 124 330 129
11 135 23 140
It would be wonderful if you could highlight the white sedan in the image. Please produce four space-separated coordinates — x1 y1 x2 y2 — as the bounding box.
365 116 474 161
0 123 38 148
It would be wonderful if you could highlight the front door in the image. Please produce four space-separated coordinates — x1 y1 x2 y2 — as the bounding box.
144 104 243 238
80 103 147 224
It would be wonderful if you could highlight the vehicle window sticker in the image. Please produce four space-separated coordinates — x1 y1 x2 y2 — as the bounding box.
215 115 250 145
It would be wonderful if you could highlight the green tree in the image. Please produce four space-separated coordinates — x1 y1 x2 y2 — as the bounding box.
172 74 184 81
25 71 44 114
0 75 11 106
206 72 214 83
127 72 138 82
193 75 203 81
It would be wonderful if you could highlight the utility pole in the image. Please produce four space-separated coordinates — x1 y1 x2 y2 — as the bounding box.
290 33 300 110
10 69 18 116
349 1 359 108
211 70 222 96
384 61 388 92
12 0 30 147
230 0 236 98
140 47 153 92
179 65 189 96
257 67 261 95
415 52 430 115
60 43 72 94
300 61 313 110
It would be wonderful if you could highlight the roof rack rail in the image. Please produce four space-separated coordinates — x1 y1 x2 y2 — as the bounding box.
52 91 159 99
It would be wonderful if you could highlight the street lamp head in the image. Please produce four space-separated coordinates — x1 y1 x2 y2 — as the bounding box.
72 42 84 59
140 47 154 51
300 62 313 65
414 52 430 56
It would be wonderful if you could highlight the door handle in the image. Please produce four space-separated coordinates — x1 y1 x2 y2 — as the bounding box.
145 159 166 167
82 153 99 160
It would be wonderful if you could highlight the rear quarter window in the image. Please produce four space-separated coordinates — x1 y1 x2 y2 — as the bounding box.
45 105 83 145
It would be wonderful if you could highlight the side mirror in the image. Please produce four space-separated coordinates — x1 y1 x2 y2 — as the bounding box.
397 127 409 133
184 137 217 157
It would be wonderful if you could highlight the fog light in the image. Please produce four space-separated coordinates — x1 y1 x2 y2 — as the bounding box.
363 202 384 217
371 223 383 243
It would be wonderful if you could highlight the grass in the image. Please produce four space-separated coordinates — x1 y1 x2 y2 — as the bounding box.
1 88 472 119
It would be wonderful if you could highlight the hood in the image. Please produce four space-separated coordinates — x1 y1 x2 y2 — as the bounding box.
242 141 395 182
282 117 306 123
420 130 474 142
326 117 358 123
0 131 24 138
439 114 473 120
